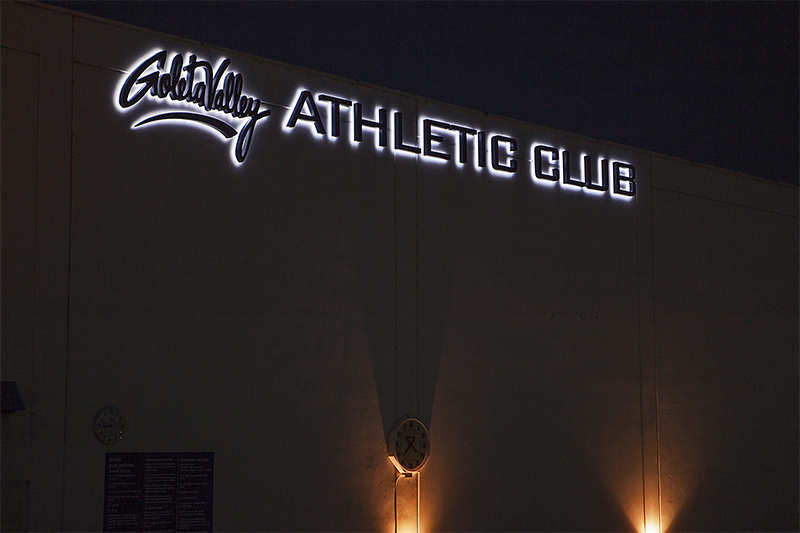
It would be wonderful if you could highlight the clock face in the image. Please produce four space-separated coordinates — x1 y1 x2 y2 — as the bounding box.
93 407 125 446
389 418 430 472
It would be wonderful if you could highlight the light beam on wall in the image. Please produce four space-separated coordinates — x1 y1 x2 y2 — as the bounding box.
644 519 661 533
394 472 420 533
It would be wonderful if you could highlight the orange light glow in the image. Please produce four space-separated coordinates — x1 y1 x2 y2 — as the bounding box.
393 470 420 533
644 519 661 533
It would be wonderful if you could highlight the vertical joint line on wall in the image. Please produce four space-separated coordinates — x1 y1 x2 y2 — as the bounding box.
635 185 647 527
31 26 42 480
414 107 420 417
649 156 662 532
394 156 399 417
60 17 77 531
636 155 662 533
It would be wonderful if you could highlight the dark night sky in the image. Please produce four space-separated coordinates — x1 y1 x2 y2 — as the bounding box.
48 1 799 185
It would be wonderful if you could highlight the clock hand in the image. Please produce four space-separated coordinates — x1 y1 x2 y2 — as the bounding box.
404 436 417 455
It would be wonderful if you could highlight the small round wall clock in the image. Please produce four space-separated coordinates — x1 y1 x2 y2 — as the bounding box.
93 407 125 446
388 417 430 473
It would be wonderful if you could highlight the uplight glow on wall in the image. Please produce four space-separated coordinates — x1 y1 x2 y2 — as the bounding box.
116 49 637 198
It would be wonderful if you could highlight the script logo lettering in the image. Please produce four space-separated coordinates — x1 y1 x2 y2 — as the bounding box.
118 50 270 163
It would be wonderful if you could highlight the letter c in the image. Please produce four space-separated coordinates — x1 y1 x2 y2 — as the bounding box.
491 135 517 173
533 145 559 181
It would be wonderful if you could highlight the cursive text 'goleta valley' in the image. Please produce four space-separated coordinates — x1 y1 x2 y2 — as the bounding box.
119 50 271 163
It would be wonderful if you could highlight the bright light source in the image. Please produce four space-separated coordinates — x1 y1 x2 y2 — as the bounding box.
644 520 661 533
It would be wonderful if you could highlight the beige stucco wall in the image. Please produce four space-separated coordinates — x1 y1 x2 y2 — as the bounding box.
2 2 797 531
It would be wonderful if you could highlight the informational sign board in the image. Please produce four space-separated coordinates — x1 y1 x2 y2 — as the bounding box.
104 452 213 532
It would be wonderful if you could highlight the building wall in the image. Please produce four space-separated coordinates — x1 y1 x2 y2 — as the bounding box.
2 2 797 531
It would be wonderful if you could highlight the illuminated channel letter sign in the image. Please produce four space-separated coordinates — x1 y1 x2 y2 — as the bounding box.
117 50 270 164
116 50 636 197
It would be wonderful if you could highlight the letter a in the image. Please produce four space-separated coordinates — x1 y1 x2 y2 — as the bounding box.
286 90 326 134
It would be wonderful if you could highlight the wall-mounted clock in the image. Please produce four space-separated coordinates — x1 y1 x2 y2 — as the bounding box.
388 417 430 473
93 407 125 446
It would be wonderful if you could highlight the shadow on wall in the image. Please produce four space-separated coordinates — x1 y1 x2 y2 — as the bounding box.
347 154 457 444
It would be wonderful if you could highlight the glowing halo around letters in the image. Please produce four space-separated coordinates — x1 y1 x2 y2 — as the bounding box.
389 109 421 159
116 49 271 165
116 48 638 199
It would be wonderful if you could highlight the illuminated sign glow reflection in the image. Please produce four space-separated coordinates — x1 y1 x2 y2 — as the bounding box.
117 50 637 197
117 50 271 164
